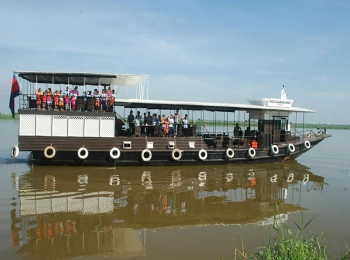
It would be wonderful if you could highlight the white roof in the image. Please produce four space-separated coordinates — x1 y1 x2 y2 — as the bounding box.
115 98 315 113
15 71 149 87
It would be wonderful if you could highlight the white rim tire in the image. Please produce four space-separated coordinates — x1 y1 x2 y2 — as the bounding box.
288 144 295 153
11 146 19 158
304 140 311 149
44 146 56 159
248 148 256 158
77 147 89 160
110 147 121 159
141 149 152 162
198 149 207 161
171 149 182 161
271 145 279 155
226 148 234 159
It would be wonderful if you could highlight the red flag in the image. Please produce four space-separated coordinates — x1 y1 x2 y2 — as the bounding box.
9 74 20 118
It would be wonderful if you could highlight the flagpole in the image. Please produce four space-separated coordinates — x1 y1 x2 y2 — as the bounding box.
10 72 21 118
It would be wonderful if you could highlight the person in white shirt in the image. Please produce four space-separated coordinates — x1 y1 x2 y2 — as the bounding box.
168 115 174 136
135 111 142 127
174 110 181 135
63 86 70 97
100 89 108 112
183 114 189 136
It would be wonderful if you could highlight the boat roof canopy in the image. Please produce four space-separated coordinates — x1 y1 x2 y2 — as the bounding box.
14 71 149 87
115 98 315 113
14 71 315 113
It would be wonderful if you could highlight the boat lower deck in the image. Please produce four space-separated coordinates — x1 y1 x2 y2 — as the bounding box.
18 134 329 166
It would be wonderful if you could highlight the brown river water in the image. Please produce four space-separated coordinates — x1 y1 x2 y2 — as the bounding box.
0 120 349 259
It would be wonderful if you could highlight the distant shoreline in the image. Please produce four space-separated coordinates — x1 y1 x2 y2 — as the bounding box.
0 113 348 130
0 114 18 120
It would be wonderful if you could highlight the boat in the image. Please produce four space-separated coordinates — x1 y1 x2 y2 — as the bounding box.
9 71 330 166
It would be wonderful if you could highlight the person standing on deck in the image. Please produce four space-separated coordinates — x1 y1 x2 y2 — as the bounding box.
64 86 70 97
71 95 77 111
168 115 174 136
128 110 135 136
94 90 101 112
164 118 169 137
58 90 64 111
183 114 189 136
161 114 166 136
107 89 115 109
47 88 53 111
36 88 42 110
41 91 47 110
86 91 92 111
54 90 59 110
153 113 159 137
234 123 241 137
143 112 147 125
70 86 79 97
64 94 71 111
146 112 153 136
174 110 181 136
100 89 107 112
153 113 159 126
135 111 142 127
146 112 153 125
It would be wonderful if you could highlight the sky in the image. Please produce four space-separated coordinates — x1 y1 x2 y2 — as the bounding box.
0 0 349 124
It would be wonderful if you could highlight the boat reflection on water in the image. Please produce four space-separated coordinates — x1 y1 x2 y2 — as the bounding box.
11 163 324 258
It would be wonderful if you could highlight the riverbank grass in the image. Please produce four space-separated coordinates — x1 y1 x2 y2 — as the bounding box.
256 215 328 260
233 212 350 260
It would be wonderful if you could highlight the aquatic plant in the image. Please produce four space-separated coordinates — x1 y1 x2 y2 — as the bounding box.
256 213 327 260
232 202 350 260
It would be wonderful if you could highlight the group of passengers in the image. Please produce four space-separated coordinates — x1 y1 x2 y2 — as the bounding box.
128 109 190 137
35 86 116 112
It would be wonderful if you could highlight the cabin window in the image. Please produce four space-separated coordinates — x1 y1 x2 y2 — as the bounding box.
123 141 132 149
281 118 287 130
189 142 195 149
168 141 175 149
147 142 154 149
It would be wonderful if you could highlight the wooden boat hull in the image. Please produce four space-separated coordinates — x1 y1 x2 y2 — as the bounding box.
20 136 326 166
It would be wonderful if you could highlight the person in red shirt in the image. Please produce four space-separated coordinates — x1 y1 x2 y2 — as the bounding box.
54 90 59 110
36 88 42 110
46 88 53 111
41 92 47 110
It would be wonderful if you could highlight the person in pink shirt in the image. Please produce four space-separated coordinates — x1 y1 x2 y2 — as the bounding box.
71 95 77 111
64 94 71 111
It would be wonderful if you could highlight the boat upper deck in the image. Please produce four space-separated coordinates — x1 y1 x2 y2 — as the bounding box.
15 70 315 114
